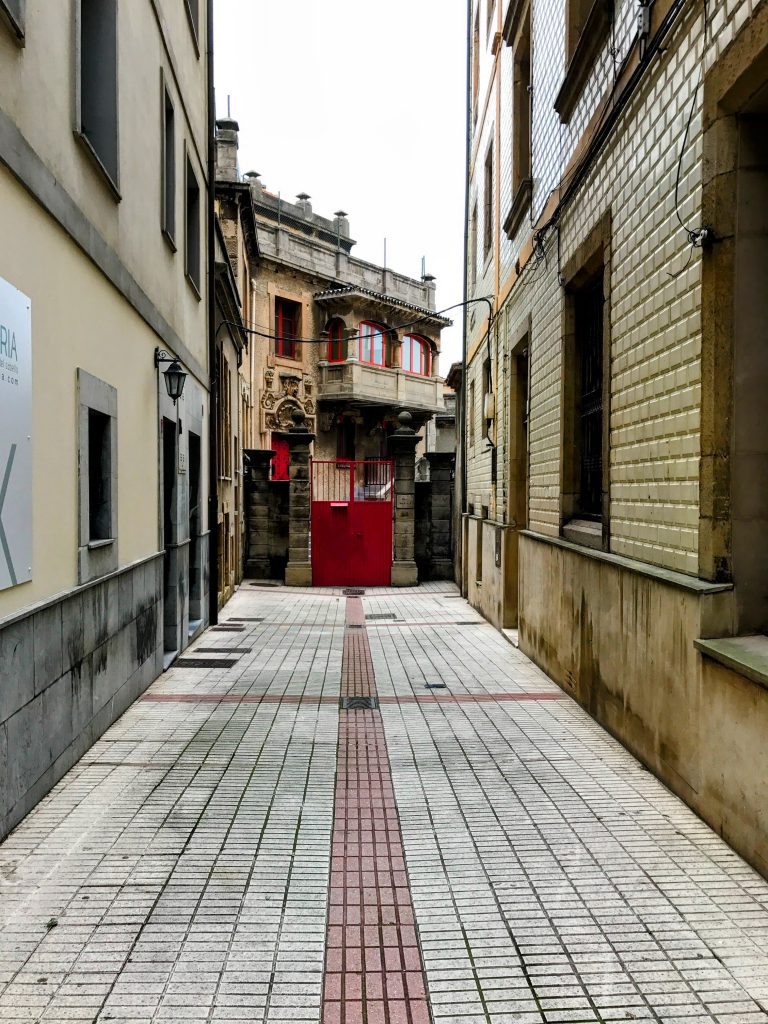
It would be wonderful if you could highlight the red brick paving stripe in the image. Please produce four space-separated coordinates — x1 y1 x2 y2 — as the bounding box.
322 601 431 1024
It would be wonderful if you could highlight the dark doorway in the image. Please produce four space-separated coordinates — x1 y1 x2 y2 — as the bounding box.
188 431 202 633
162 417 178 659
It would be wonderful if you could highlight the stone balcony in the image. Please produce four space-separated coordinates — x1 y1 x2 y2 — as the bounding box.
316 358 445 415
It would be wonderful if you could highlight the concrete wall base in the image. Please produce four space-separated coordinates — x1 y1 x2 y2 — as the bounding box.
392 561 418 586
0 553 164 844
517 533 768 880
285 562 312 586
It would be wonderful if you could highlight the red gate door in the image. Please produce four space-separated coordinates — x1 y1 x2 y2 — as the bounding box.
311 460 393 586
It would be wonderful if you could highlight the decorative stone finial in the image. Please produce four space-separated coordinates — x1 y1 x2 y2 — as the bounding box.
289 407 307 432
396 410 414 433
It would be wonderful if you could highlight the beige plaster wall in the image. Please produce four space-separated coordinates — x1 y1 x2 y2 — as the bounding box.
0 0 208 370
0 168 160 618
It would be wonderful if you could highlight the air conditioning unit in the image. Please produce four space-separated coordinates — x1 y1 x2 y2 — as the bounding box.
483 392 496 420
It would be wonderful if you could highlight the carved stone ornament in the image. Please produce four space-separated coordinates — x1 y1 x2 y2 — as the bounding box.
274 397 302 428
261 391 276 410
264 367 275 388
280 375 301 398
304 377 313 396
304 399 315 415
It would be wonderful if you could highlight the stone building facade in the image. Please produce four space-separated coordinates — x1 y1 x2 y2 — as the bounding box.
214 120 451 584
463 0 768 876
0 1 211 840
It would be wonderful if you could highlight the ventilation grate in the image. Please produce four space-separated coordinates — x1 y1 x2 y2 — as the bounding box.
341 696 379 710
175 658 239 669
343 588 366 596
425 682 448 690
365 614 400 621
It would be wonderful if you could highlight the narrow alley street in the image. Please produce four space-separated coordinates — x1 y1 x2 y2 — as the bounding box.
1 584 767 1024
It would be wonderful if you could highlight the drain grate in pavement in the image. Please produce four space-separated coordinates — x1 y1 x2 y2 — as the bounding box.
194 647 251 654
340 696 379 710
226 618 264 623
343 587 366 596
211 625 245 632
425 682 448 690
174 658 240 669
365 613 400 621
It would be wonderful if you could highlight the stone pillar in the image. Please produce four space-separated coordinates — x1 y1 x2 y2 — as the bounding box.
387 410 421 587
244 449 274 579
285 409 315 586
426 452 455 580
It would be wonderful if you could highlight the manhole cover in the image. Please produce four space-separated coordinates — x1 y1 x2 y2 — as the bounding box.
343 588 366 596
341 696 379 710
425 682 448 690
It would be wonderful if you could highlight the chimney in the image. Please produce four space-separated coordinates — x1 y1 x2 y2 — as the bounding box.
295 192 312 217
244 170 264 193
215 117 240 182
333 210 350 239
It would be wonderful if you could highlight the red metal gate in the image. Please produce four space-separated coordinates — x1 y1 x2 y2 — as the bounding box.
311 460 393 587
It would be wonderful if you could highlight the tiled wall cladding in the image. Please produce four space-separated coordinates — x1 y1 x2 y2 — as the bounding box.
465 0 742 575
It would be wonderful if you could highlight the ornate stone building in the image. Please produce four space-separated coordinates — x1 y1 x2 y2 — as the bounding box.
214 117 449 477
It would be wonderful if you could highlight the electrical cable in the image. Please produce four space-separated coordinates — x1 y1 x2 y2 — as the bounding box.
219 296 494 348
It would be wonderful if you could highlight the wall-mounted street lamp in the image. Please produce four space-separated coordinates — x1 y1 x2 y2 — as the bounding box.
154 348 187 404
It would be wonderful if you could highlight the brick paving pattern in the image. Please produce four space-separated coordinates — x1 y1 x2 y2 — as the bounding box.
0 585 766 1024
321 599 430 1024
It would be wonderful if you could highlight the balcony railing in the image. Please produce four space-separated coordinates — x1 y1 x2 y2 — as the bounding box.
317 358 444 413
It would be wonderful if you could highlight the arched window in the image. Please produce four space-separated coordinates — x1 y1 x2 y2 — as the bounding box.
358 321 390 367
402 334 431 376
326 319 345 362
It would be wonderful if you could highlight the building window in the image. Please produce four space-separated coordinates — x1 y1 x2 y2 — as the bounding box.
326 318 346 362
162 84 176 245
185 155 201 292
88 410 111 542
513 11 531 198
0 0 24 40
469 378 476 445
359 321 390 367
470 203 478 290
275 298 300 359
184 0 199 46
216 351 232 480
483 142 493 259
336 417 356 461
472 5 480 122
574 276 604 519
77 0 119 191
77 369 118 583
402 334 431 376
555 0 613 122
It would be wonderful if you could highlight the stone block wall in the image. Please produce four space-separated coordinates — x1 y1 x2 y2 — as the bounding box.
0 554 163 842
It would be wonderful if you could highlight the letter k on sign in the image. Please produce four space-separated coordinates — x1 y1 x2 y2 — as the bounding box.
0 444 17 586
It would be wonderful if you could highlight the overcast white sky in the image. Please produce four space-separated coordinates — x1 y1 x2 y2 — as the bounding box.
213 0 467 368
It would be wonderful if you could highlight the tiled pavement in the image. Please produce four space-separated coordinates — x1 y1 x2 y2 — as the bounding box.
0 585 767 1024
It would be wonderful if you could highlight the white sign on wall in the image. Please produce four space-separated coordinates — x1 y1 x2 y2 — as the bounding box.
0 276 32 591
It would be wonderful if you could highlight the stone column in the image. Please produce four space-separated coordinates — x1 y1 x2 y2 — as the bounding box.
244 449 274 579
426 452 455 580
285 409 315 586
387 410 420 586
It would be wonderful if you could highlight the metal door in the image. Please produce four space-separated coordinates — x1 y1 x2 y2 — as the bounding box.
311 460 393 586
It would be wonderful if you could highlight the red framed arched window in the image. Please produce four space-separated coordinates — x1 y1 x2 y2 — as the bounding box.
327 319 345 362
359 321 390 367
402 334 431 376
